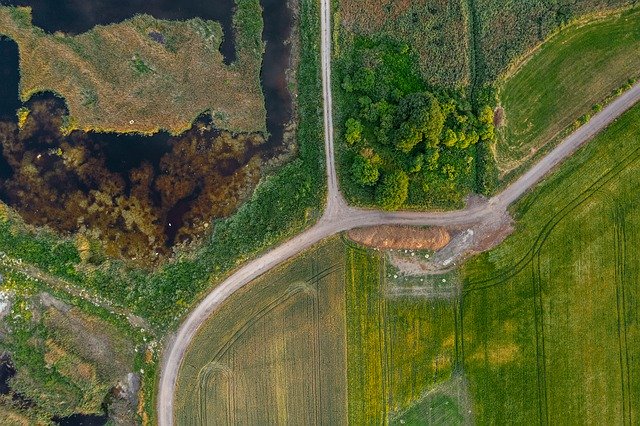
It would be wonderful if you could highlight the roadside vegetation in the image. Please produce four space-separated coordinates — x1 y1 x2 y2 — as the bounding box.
0 4 265 135
175 239 347 424
496 7 640 178
462 102 640 423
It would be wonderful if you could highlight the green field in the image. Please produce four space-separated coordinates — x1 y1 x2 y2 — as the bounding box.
345 243 463 423
497 7 640 176
176 92 640 425
174 239 348 424
462 101 640 423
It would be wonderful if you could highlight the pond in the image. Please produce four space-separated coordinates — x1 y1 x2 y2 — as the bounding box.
0 0 294 260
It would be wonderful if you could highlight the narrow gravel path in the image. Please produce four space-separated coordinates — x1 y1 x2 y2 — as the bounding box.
156 0 640 421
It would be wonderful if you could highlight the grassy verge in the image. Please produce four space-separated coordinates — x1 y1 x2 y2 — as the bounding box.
496 6 640 176
462 102 640 423
175 238 347 423
0 4 265 135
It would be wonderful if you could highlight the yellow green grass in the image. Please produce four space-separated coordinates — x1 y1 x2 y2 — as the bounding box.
497 6 640 177
462 102 640 423
0 5 265 135
345 243 459 423
174 239 348 424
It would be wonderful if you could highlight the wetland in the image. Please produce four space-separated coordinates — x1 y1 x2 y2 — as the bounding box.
0 0 294 262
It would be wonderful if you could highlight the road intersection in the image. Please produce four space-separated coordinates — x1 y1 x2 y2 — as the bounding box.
156 0 640 421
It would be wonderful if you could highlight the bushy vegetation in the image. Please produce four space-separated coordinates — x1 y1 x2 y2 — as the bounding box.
0 267 143 422
336 0 470 87
336 38 496 209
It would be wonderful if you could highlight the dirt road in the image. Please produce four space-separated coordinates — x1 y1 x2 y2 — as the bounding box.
156 0 640 421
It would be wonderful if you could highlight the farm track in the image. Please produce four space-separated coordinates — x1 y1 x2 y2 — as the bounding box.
157 0 640 420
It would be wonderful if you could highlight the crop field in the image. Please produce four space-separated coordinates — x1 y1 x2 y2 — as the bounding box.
174 239 348 424
0 4 265 134
345 243 462 423
336 0 470 87
496 7 640 176
461 102 640 423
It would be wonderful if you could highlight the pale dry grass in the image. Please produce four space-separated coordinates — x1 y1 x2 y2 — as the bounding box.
0 7 265 135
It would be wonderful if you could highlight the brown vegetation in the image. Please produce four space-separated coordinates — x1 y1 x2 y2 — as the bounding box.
0 7 265 135
0 97 264 261
337 0 470 87
347 225 451 250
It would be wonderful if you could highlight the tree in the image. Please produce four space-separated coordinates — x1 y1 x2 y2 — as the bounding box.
394 92 444 152
351 154 380 186
345 118 364 145
376 170 409 210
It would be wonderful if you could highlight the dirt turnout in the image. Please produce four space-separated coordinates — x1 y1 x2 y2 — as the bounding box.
347 225 450 250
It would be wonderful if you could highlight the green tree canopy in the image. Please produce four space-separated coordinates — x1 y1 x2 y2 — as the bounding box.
351 154 380 186
376 170 409 210
394 92 444 153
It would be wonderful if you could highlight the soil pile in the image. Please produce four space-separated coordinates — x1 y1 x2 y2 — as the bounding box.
348 225 450 250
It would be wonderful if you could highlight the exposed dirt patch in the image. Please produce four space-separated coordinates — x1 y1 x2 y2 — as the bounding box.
494 106 505 127
347 225 450 250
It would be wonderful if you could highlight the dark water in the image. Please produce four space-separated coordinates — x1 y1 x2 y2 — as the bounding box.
0 0 238 64
0 359 16 395
53 407 108 426
0 36 20 120
0 0 295 252
260 0 293 146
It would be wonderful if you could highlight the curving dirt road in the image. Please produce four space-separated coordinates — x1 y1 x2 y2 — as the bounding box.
156 0 640 421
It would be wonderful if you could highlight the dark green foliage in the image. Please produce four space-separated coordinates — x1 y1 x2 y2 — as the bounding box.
376 170 409 210
336 37 496 209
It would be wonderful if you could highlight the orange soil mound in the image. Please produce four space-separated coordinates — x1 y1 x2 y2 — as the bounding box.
347 225 450 250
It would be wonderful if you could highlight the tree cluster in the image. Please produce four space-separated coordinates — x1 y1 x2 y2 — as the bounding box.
339 39 496 209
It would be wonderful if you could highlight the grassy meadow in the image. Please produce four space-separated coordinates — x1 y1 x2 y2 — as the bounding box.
497 7 640 176
462 101 640 423
0 4 265 135
174 239 348 424
336 0 470 88
472 0 634 83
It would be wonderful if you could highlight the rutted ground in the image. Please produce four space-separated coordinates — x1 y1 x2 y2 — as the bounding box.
174 240 347 424
462 101 640 423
